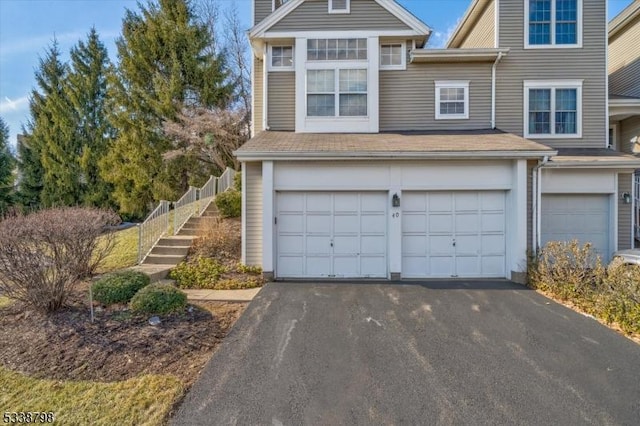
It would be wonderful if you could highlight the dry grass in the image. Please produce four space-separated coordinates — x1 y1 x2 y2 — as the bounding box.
97 226 139 274
0 296 11 308
0 367 183 425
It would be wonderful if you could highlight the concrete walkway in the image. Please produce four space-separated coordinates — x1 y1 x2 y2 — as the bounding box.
183 287 261 302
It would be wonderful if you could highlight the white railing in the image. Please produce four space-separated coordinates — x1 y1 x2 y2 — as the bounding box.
137 200 170 263
635 174 640 244
197 175 218 216
217 167 236 194
173 186 199 235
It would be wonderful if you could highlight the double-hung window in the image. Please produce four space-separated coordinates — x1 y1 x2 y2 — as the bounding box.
524 80 582 138
526 0 581 47
435 81 469 120
380 43 406 70
269 46 294 71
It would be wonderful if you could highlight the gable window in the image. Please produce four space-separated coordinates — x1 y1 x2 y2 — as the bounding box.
307 69 367 117
329 0 350 14
269 46 294 71
525 0 581 48
307 38 367 61
273 0 290 11
380 43 406 70
435 81 469 120
524 80 582 138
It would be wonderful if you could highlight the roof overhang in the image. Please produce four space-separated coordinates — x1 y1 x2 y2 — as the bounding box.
447 0 493 48
542 151 640 169
235 151 556 162
609 97 640 120
608 1 640 40
411 48 508 63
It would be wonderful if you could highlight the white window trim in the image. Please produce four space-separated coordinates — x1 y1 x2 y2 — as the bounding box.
608 123 618 150
329 0 350 14
524 0 583 49
523 79 583 139
268 45 295 72
379 41 406 71
435 81 470 120
306 67 368 118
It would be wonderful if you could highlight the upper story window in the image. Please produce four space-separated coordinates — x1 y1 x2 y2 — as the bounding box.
329 0 350 14
380 43 406 70
526 0 581 48
524 80 582 138
269 46 294 71
307 69 367 117
435 81 469 120
307 38 367 61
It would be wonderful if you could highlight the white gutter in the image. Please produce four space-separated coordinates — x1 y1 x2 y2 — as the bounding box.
262 44 269 131
532 156 550 252
491 51 505 129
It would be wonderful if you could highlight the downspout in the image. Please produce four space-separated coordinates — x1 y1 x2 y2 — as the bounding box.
490 52 504 129
532 156 550 253
263 44 269 131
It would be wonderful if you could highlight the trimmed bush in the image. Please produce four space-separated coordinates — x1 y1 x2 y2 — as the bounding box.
92 270 151 305
233 171 242 191
215 190 241 218
169 257 228 289
129 283 187 315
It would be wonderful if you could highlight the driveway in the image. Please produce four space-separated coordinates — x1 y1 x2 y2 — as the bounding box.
173 281 640 425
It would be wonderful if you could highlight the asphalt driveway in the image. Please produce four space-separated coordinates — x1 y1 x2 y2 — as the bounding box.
173 281 640 425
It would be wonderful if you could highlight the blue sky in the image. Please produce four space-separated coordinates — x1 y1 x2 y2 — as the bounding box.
0 0 633 146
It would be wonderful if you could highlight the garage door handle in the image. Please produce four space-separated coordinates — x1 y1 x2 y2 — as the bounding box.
330 242 333 247
453 240 456 247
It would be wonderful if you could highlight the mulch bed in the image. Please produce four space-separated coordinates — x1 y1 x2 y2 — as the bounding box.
0 283 246 387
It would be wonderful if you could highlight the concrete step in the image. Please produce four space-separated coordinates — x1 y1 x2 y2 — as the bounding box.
150 245 190 256
157 236 196 247
177 228 199 236
201 210 219 217
129 265 173 282
142 254 187 265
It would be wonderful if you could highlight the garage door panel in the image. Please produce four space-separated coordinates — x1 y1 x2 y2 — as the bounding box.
403 235 426 255
481 192 505 209
333 256 359 276
455 213 480 233
361 215 386 233
334 214 358 233
361 193 387 211
403 257 428 277
402 214 426 233
430 235 455 255
278 193 304 211
333 194 358 212
279 256 303 277
429 214 453 233
429 193 453 211
306 236 331 254
455 193 479 210
306 194 331 212
482 256 505 276
430 256 454 276
403 194 426 211
361 256 388 277
279 214 304 233
482 214 505 232
278 236 303 254
361 235 386 254
456 256 480 276
333 236 359 254
481 235 505 254
456 234 480 254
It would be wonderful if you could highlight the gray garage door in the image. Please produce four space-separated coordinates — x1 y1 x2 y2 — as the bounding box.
541 194 610 260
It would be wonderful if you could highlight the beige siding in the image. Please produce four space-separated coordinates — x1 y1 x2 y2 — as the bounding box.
255 0 272 25
618 173 633 250
460 0 495 48
619 115 640 154
268 72 295 130
379 63 493 131
496 0 607 149
609 14 640 97
245 162 263 266
253 59 264 134
270 0 411 32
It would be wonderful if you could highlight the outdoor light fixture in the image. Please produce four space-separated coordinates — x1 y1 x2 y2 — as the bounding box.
392 193 400 207
622 192 631 204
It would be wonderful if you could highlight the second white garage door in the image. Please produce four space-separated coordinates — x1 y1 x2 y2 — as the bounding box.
402 191 507 278
276 192 387 278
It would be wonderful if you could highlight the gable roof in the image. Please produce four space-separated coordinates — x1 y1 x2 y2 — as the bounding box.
249 0 431 39
609 1 640 39
447 0 494 48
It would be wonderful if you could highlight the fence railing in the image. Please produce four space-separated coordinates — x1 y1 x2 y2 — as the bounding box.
137 200 170 263
635 174 640 243
197 175 218 216
173 186 199 235
217 167 236 194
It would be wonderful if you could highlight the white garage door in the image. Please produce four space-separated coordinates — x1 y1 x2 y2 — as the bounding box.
402 191 506 278
276 192 387 278
541 194 610 259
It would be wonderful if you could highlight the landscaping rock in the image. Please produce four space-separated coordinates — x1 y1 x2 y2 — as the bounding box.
148 316 161 326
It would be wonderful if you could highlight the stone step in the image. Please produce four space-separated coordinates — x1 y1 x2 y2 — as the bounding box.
142 254 187 265
150 245 190 256
157 236 196 247
129 264 173 282
177 228 199 236
201 210 218 217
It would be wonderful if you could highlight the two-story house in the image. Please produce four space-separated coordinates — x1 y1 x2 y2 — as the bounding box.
608 1 640 245
235 0 640 282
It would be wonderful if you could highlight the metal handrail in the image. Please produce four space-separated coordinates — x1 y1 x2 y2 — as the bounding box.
137 200 170 263
197 175 218 216
173 186 198 235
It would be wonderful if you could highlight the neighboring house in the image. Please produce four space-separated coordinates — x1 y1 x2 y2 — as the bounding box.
235 0 640 282
608 1 640 245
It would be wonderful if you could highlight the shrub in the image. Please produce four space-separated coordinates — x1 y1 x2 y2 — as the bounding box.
233 171 242 191
596 259 640 334
169 257 228 289
129 283 187 315
0 207 120 313
192 218 241 260
236 263 262 274
215 278 262 290
215 190 241 218
92 270 151 305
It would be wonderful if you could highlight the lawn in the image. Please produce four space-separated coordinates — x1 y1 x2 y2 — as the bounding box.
0 367 183 426
97 226 139 273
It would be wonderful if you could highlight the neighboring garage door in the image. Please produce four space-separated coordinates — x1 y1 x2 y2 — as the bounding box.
541 194 610 258
402 191 506 278
276 192 387 278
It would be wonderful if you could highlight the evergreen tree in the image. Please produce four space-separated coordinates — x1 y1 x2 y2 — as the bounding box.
0 117 15 214
101 0 232 217
66 28 114 208
16 132 43 209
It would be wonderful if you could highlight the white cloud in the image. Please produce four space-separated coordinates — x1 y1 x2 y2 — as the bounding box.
0 29 120 57
428 17 463 48
0 96 29 114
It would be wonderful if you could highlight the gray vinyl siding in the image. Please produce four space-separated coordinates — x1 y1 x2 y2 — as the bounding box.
379 63 493 131
255 0 273 25
253 59 264 134
527 160 535 252
495 0 607 149
246 162 263 266
459 0 495 48
609 14 640 97
618 173 633 250
619 115 640 154
270 0 411 32
268 72 296 130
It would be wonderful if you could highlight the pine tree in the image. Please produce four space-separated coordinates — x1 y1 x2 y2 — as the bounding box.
0 117 15 214
16 132 43 209
101 0 232 217
66 28 115 208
